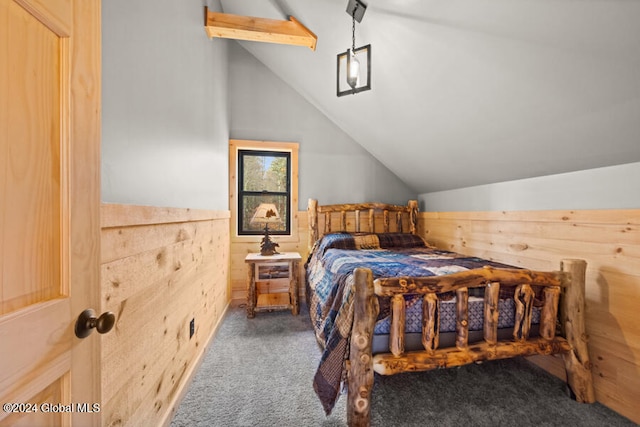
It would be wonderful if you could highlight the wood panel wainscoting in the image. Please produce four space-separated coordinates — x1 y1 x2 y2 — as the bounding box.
419 209 639 424
100 204 231 426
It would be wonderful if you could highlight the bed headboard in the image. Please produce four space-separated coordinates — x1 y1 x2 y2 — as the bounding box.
307 198 418 251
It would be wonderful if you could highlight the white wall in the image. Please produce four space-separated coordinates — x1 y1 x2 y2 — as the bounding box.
102 0 229 210
101 2 415 211
228 43 416 210
419 162 640 212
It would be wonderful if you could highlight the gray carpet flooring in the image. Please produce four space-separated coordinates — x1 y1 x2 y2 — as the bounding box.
171 305 635 427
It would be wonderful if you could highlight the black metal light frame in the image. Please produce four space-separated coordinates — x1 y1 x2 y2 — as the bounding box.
337 44 371 97
337 0 371 97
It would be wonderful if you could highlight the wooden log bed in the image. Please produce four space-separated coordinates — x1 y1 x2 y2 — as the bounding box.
306 199 595 427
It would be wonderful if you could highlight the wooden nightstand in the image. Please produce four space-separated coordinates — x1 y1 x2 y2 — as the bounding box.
245 252 302 318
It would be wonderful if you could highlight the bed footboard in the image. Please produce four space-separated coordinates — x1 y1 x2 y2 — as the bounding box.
347 259 595 427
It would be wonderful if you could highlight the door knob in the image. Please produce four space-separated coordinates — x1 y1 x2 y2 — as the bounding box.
75 309 116 338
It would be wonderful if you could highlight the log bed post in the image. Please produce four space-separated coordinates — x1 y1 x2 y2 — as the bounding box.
308 198 318 252
325 212 331 234
408 200 418 235
483 282 500 345
540 286 561 340
513 284 535 341
422 293 439 353
348 268 378 427
560 259 596 403
455 288 469 350
390 294 405 356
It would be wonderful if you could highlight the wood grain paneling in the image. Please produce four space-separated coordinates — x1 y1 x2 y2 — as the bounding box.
420 209 639 424
1 0 62 315
100 204 230 427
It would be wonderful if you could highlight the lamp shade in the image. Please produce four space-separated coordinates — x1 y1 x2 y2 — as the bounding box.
347 50 360 88
250 203 281 224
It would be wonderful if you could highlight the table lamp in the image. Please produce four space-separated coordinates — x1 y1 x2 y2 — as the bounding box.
250 203 281 256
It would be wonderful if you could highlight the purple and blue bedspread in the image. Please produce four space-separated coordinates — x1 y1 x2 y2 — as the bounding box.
305 232 540 415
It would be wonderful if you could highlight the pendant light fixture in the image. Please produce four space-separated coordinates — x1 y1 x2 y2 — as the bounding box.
337 0 371 97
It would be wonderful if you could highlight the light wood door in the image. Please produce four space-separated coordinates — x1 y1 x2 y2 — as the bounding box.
0 0 102 425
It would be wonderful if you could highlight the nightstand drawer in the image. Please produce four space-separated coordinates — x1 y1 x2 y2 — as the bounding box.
256 262 290 280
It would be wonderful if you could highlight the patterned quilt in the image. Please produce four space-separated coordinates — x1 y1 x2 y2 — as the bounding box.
305 232 531 415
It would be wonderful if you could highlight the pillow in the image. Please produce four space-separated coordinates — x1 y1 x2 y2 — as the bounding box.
316 232 427 256
377 233 428 249
315 232 361 255
352 233 381 249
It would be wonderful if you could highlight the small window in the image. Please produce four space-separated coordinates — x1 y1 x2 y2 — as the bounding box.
237 150 291 236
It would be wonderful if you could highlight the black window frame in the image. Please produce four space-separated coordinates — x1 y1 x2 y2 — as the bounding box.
237 149 291 236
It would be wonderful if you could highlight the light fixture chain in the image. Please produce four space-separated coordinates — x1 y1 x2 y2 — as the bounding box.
351 4 358 52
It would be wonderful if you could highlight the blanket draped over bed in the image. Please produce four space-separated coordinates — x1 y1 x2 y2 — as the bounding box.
305 232 534 415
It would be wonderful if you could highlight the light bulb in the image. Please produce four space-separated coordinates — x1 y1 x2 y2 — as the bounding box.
347 50 360 89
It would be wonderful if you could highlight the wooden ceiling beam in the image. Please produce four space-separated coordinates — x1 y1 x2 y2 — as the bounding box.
204 7 317 51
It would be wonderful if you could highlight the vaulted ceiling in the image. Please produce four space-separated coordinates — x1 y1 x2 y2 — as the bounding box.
220 0 640 194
